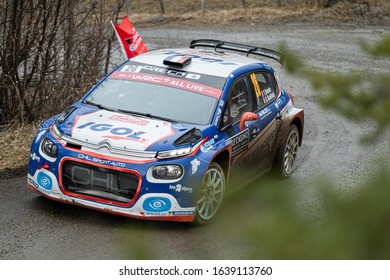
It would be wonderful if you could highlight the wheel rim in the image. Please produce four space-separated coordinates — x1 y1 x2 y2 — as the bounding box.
196 167 225 221
284 129 299 175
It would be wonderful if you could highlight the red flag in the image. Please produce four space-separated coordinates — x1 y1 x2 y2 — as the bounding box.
111 16 148 59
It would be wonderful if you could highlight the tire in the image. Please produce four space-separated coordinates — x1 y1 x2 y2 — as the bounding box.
274 124 300 178
194 162 225 225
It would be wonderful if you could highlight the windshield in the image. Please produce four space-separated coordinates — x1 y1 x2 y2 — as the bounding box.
84 78 219 125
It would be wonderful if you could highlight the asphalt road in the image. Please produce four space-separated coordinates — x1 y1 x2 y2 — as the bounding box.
1 24 389 259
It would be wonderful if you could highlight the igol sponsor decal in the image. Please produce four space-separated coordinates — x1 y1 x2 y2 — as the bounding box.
143 197 172 212
76 122 147 142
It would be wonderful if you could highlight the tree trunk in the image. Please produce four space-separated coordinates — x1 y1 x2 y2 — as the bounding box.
158 0 165 15
201 0 206 13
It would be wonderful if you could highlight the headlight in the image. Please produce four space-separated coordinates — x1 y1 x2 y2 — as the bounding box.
41 138 58 158
156 147 192 159
152 165 183 180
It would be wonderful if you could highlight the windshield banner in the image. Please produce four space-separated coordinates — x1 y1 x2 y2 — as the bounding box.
109 72 222 98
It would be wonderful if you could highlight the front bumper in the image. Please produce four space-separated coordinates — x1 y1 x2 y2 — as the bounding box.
27 128 207 222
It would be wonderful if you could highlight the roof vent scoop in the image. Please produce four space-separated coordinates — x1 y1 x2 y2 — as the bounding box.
163 56 192 68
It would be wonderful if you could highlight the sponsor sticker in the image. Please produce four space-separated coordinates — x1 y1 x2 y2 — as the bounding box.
140 210 194 217
190 158 201 174
30 153 41 162
172 123 184 129
121 65 143 73
169 184 193 193
275 98 284 109
228 129 250 156
213 99 225 126
108 115 149 126
77 154 126 168
213 108 222 126
28 177 39 189
259 107 272 119
200 138 215 153
72 111 174 151
171 211 195 216
121 64 202 80
143 197 172 212
35 130 46 143
285 104 293 115
186 73 201 80
143 212 171 217
37 172 53 191
109 72 221 97
76 121 147 142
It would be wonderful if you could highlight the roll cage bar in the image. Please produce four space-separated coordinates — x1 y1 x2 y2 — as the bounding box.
189 39 284 65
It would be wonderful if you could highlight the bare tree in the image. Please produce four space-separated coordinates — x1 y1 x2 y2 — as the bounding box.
0 0 128 124
201 0 206 13
158 0 165 15
105 0 125 74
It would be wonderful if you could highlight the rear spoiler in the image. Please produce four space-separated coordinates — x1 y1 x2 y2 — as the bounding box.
189 39 284 65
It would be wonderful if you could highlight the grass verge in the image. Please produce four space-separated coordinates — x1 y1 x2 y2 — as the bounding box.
0 123 39 179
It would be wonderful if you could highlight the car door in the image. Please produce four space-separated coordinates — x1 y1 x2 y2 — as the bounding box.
242 71 279 171
220 71 279 180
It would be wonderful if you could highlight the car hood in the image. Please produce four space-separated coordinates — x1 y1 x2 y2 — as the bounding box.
57 106 200 152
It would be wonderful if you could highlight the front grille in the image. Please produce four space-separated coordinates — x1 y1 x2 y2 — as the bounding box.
61 161 139 204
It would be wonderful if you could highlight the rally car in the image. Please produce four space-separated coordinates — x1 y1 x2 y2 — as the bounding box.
27 40 304 224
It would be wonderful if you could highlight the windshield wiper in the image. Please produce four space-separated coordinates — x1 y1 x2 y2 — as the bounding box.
117 109 177 123
83 100 116 112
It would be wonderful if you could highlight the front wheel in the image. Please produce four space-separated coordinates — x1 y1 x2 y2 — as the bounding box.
274 124 300 178
194 162 225 225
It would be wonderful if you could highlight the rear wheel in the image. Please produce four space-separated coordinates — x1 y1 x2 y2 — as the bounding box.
194 162 225 225
274 125 299 178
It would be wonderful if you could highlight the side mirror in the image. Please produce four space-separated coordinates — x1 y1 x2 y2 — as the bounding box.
239 112 258 131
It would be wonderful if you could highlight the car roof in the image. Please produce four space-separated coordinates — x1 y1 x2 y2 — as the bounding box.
130 48 265 78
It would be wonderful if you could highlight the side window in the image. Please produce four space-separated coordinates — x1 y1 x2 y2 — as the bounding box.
249 72 278 111
222 76 253 126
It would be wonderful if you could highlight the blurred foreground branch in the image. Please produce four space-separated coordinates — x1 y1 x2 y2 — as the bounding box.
281 35 390 141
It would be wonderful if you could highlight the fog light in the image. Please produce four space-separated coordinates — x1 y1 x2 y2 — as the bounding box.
152 165 183 180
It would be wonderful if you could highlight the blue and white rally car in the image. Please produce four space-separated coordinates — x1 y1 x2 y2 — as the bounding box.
28 40 304 224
